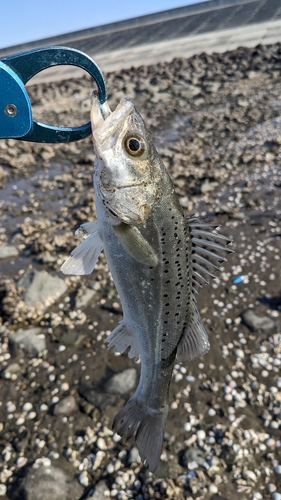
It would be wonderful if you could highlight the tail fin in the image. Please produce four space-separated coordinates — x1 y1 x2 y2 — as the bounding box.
113 397 168 473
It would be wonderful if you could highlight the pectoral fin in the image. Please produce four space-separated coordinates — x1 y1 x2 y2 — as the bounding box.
113 223 158 267
60 221 103 275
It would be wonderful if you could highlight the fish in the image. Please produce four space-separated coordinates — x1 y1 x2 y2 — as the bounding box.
61 91 233 472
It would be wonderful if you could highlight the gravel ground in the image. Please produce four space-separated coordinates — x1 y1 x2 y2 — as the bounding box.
0 42 281 500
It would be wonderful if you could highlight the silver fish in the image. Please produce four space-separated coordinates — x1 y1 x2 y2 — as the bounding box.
61 92 233 472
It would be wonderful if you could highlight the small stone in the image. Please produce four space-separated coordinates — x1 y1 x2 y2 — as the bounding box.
53 396 79 416
272 493 281 500
17 457 28 468
127 446 141 465
267 484 277 493
16 417 25 425
207 408 216 417
252 492 262 499
209 484 218 493
78 470 89 487
96 437 107 451
22 402 33 412
242 470 257 482
104 368 137 395
197 430 206 441
275 466 281 474
234 349 244 358
0 245 18 259
0 484 7 496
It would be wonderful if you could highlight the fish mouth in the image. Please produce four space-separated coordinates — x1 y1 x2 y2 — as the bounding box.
91 92 135 148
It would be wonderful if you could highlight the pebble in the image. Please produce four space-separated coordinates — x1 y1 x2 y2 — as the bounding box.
78 470 89 487
275 466 281 474
53 395 79 416
127 446 141 465
207 408 216 416
272 494 281 500
209 484 218 493
97 437 107 451
268 484 277 493
22 402 33 412
0 484 7 496
196 430 206 441
243 470 257 482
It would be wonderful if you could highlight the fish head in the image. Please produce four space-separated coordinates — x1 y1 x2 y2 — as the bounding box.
91 92 163 224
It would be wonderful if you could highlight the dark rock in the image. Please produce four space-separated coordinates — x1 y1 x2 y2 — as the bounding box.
241 309 276 333
78 385 120 412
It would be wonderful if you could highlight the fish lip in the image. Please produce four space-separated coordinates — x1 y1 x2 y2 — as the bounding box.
91 94 135 149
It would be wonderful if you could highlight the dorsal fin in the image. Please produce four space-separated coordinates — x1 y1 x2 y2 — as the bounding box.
186 216 233 295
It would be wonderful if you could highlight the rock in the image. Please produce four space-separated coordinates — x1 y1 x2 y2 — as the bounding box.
54 325 84 347
180 84 201 99
237 99 249 107
15 462 83 500
78 385 119 412
241 309 276 333
200 178 219 193
179 447 206 468
204 81 221 93
88 480 110 499
104 368 137 395
53 396 79 416
19 270 67 310
0 245 18 259
9 328 46 357
75 287 96 309
2 362 22 380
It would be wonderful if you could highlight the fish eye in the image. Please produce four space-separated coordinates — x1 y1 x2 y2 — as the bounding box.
124 135 146 157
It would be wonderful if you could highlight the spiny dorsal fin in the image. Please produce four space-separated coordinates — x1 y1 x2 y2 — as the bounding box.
186 216 233 295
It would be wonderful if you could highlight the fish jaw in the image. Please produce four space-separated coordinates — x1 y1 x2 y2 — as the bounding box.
91 94 162 224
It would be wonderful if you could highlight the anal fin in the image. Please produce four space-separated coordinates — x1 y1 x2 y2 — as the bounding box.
105 320 140 361
176 304 210 362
